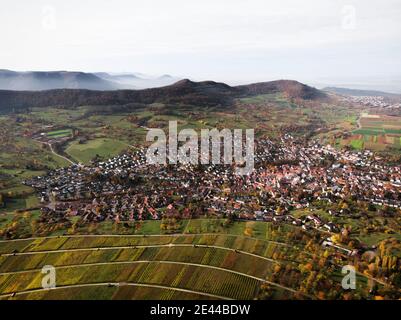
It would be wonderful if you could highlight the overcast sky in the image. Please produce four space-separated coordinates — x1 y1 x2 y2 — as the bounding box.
1 0 401 90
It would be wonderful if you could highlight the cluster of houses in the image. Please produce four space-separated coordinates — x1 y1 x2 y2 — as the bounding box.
24 134 401 235
342 95 401 110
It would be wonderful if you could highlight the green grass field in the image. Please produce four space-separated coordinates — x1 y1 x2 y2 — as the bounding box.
350 139 364 150
65 138 128 164
46 129 73 138
354 128 401 135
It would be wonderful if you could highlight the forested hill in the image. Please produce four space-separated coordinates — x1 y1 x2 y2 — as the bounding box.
0 79 328 113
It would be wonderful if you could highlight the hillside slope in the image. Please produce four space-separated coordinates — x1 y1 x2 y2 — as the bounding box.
0 79 327 112
239 80 328 100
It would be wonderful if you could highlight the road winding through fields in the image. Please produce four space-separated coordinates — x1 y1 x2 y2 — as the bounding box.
38 141 76 165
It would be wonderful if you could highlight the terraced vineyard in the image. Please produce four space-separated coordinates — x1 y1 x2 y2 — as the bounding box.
0 231 375 300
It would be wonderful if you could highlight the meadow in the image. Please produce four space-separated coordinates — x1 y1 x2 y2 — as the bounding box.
46 129 73 139
65 138 129 164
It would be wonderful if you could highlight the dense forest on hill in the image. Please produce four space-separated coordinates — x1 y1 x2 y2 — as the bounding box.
0 80 327 113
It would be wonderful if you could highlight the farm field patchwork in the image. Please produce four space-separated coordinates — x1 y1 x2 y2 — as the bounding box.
343 113 401 151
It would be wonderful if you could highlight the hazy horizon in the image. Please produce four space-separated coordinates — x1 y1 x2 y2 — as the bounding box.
1 0 401 92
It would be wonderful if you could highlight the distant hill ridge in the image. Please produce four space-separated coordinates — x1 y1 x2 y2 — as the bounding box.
0 69 122 91
0 78 328 112
323 86 401 98
239 80 327 100
0 70 181 91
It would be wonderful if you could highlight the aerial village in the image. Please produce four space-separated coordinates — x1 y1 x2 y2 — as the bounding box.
24 133 401 253
341 95 401 110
